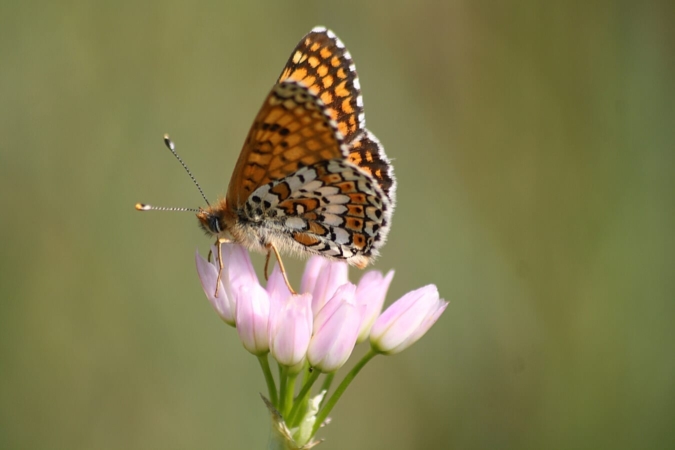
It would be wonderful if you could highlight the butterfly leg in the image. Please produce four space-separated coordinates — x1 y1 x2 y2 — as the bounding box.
266 243 297 295
214 237 231 298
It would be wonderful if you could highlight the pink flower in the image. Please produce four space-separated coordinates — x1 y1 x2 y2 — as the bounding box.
301 256 349 316
268 267 313 368
197 243 447 362
307 284 361 372
354 269 394 343
369 285 448 355
221 243 259 294
195 248 235 326
236 282 271 355
196 244 271 356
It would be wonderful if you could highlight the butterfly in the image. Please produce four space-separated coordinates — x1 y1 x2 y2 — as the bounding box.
138 27 395 295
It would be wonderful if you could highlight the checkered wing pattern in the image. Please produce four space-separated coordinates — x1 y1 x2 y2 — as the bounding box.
222 27 395 265
278 27 396 202
244 158 390 265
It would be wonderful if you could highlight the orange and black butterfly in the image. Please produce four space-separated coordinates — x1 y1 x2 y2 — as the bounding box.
137 27 396 292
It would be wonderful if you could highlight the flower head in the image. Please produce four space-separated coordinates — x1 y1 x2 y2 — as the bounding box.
196 242 449 447
370 285 448 354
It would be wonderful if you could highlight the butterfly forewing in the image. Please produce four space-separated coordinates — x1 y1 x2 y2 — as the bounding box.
278 27 365 145
226 81 347 209
278 27 396 204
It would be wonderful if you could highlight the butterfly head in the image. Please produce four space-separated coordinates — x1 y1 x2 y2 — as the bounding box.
197 207 223 236
196 200 233 237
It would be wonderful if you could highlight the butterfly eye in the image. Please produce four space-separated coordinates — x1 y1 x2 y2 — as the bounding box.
209 215 222 234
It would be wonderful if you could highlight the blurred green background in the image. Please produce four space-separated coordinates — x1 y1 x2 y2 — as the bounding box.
1 1 673 449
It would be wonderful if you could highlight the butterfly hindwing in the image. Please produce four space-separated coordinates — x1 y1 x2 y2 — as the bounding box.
346 130 396 203
244 158 390 262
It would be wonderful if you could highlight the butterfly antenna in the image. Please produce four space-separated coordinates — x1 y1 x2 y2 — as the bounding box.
135 203 200 212
162 134 211 207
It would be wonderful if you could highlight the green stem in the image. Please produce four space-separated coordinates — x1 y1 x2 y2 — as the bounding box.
287 369 321 427
282 370 298 419
278 366 289 413
311 349 378 436
257 355 278 407
318 372 335 407
301 360 311 383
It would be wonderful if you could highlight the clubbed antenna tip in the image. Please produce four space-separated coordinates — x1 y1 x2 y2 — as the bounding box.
134 202 200 213
162 134 211 207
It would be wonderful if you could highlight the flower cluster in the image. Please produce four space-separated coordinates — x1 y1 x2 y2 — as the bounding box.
196 243 447 448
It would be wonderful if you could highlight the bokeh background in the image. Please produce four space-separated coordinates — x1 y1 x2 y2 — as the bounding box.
1 1 673 449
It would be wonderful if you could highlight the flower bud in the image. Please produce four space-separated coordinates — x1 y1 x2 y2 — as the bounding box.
236 283 271 355
370 285 447 354
355 269 394 343
300 257 349 315
307 284 360 372
195 249 235 326
268 267 313 367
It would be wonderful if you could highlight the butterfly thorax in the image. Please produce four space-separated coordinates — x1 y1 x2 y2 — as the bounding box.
196 198 288 255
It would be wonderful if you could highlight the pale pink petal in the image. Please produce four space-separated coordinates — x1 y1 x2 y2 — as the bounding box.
300 256 326 294
269 293 313 367
222 243 259 290
235 283 270 355
390 300 448 354
307 301 360 372
355 270 394 343
309 260 349 315
370 285 448 354
195 249 235 326
313 284 356 333
267 264 292 305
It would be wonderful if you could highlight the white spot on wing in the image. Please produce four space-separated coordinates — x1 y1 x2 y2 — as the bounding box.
286 217 306 230
322 213 343 227
325 195 350 205
301 180 322 193
317 186 339 197
333 227 350 244
324 204 348 214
